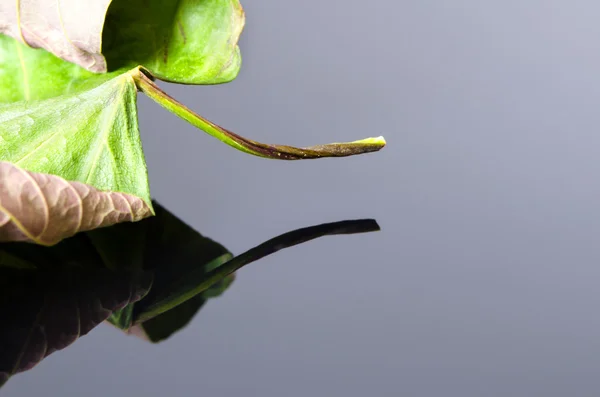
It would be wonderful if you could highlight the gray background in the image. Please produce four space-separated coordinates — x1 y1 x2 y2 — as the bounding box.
5 0 600 396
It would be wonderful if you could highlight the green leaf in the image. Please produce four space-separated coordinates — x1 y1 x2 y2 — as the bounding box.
0 69 152 208
0 0 244 84
0 36 153 223
102 0 244 84
0 34 115 103
0 0 385 210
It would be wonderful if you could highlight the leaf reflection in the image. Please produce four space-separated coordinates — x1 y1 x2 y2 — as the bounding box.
0 202 379 387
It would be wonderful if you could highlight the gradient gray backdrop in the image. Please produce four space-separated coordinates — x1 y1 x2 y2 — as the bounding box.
5 1 600 396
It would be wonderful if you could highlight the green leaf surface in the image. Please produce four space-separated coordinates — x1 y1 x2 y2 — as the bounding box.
0 69 152 207
0 34 115 103
0 0 385 220
0 0 243 83
103 0 244 84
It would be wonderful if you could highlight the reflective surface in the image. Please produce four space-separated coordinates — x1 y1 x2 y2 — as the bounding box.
0 203 377 385
4 0 600 396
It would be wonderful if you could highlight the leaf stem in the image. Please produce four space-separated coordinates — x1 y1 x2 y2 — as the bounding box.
134 218 380 323
133 68 386 160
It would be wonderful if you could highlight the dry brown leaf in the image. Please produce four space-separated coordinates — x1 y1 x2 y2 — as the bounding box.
0 0 112 72
0 162 152 245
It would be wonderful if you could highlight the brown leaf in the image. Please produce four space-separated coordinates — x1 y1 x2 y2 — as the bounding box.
0 0 112 72
0 162 152 246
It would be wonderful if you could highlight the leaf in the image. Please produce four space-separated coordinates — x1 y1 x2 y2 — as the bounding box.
0 34 115 103
0 0 384 202
0 0 244 83
0 267 152 388
0 162 152 246
0 67 152 207
0 38 153 223
0 0 113 72
103 0 244 84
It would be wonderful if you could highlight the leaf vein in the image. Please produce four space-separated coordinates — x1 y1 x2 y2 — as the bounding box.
84 80 126 187
14 40 30 101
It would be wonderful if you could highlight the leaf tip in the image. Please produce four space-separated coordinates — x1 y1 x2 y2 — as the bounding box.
353 136 386 146
349 135 386 152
